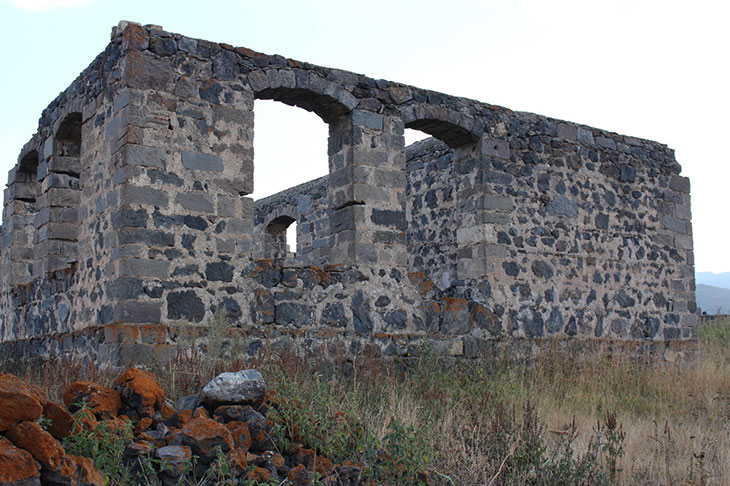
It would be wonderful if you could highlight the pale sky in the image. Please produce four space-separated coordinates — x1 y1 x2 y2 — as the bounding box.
1 0 728 272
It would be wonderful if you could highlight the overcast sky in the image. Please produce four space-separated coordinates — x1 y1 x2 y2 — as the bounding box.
1 0 728 272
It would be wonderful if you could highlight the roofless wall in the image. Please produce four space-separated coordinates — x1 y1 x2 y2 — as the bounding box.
0 22 696 363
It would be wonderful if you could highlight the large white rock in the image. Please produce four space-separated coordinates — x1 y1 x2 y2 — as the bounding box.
200 369 267 405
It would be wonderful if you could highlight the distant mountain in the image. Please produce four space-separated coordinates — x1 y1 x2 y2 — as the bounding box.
696 284 730 315
696 272 730 290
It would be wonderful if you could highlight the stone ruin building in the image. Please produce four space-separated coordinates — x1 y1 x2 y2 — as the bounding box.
0 22 697 364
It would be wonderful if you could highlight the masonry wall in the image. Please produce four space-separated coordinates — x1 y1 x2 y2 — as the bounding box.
253 176 329 261
405 138 458 290
403 128 696 341
0 21 697 364
0 38 127 341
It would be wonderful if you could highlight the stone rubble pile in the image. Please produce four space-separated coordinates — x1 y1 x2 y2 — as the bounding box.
0 368 393 486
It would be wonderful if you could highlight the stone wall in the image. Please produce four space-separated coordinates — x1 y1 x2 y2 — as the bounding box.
253 176 329 261
0 21 697 364
405 138 458 290
402 125 696 342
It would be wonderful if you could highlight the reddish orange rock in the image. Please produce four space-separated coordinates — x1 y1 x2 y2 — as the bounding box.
314 455 335 477
70 454 105 486
226 421 252 451
134 417 154 434
295 447 316 470
193 407 209 419
0 436 40 483
246 466 271 483
226 448 248 476
160 400 177 420
0 373 45 431
4 421 101 486
178 416 234 462
0 373 45 404
70 408 99 435
287 464 313 485
6 421 67 471
176 409 194 425
123 440 154 460
63 381 121 420
114 368 165 416
43 401 74 440
165 426 180 445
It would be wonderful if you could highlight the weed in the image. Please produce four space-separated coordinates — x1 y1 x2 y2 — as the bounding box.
7 317 730 485
63 404 134 484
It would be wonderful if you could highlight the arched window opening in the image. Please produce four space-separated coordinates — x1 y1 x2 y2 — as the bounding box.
37 112 82 273
405 128 430 147
251 100 328 200
16 151 39 203
405 117 478 148
55 113 82 159
262 215 296 259
252 99 328 260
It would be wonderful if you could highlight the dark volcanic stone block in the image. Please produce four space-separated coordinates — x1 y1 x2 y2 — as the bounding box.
167 290 205 322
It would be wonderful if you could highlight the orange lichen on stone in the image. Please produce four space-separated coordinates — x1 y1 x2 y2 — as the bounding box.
102 416 132 436
226 447 248 474
178 417 234 460
115 368 165 416
443 297 468 312
7 421 67 471
43 401 74 440
193 407 209 419
71 409 99 435
287 464 313 485
102 324 141 344
0 436 40 483
160 400 177 420
309 266 332 287
63 381 122 420
246 466 271 483
408 271 435 295
134 417 153 434
121 22 148 50
139 324 169 345
226 421 252 451
295 447 316 470
315 455 335 477
176 408 194 424
0 373 45 431
70 454 105 486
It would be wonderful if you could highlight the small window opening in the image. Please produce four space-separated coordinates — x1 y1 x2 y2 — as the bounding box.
263 215 296 259
16 151 39 203
286 221 297 255
55 113 82 159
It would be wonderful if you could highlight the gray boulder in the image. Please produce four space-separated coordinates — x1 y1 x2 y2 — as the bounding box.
200 369 267 405
176 394 199 411
156 445 192 477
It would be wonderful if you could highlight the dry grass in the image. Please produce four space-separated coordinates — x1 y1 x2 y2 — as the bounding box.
3 317 730 485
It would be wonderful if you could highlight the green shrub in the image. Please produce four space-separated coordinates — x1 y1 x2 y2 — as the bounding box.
63 405 134 484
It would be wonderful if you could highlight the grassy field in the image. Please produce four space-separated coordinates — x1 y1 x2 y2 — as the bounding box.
5 318 730 485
